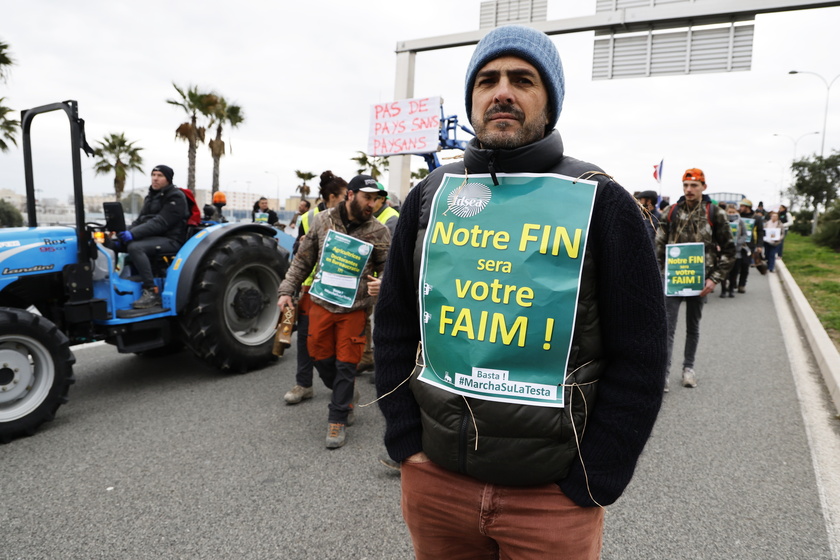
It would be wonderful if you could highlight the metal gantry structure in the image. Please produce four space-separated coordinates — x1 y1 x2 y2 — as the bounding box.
388 0 840 200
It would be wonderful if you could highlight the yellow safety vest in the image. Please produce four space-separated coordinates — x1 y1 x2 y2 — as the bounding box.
300 207 321 287
376 206 400 225
300 207 320 235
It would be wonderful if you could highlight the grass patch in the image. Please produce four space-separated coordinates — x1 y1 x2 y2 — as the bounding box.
814 280 840 294
782 233 840 349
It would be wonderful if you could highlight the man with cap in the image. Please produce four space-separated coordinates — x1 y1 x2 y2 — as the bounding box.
277 174 390 449
203 191 228 223
635 189 660 243
372 182 400 237
116 165 188 309
357 182 400 376
734 198 764 293
374 25 666 558
656 168 736 390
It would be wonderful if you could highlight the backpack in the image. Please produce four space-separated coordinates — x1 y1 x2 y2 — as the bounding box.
180 187 202 226
666 200 716 228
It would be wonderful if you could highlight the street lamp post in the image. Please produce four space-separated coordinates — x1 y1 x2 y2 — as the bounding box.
773 131 819 205
788 70 840 157
788 70 840 233
773 131 820 160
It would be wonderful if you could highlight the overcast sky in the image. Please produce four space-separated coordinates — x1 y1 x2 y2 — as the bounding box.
2 0 840 209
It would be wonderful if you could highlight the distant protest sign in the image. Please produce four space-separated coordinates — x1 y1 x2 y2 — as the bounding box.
764 227 782 243
417 173 597 408
742 217 756 242
309 230 372 308
368 96 440 156
664 242 705 297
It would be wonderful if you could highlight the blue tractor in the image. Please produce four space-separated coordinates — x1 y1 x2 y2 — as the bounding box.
418 108 474 171
0 101 289 442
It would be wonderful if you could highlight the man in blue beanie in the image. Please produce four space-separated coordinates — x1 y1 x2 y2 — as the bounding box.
375 25 666 558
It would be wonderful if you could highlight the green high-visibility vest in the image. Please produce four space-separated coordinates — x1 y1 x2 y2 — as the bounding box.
300 207 321 287
300 207 320 235
376 206 399 225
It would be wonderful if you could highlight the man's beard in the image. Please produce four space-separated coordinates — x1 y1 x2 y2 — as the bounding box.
350 196 372 222
473 103 548 149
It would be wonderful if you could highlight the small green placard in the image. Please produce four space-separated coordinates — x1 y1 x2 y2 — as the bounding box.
664 242 705 297
742 217 756 243
309 229 372 308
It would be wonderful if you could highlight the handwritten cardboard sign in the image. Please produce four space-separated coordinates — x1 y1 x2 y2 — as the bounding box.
368 96 441 156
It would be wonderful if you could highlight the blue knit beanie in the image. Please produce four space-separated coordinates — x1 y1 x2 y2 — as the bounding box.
464 25 565 130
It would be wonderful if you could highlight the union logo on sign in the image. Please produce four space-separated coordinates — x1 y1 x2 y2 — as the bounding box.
447 182 491 218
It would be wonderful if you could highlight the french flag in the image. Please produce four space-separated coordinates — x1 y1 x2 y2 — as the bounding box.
652 159 663 183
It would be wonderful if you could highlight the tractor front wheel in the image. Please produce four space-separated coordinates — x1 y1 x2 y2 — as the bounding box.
0 307 75 443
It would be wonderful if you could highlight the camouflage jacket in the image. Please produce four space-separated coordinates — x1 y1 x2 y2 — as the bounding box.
278 203 391 313
655 195 736 285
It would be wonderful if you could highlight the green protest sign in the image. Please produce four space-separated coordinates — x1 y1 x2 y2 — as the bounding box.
729 221 738 239
309 229 372 308
664 242 705 297
254 212 269 223
742 217 755 242
417 173 597 408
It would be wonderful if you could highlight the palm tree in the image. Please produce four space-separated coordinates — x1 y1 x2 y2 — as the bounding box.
350 151 389 180
0 41 19 153
0 102 18 152
410 167 430 187
93 133 144 201
208 97 244 193
166 83 218 192
295 170 315 200
0 40 13 82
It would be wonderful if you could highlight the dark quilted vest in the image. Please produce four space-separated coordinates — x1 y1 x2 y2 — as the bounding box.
409 132 610 486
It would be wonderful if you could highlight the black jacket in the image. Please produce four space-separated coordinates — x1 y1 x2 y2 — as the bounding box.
252 209 279 225
374 131 667 507
130 184 189 244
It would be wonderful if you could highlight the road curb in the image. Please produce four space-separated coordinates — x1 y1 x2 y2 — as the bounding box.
776 259 840 416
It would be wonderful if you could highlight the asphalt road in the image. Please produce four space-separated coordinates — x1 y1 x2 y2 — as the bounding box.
1 268 838 559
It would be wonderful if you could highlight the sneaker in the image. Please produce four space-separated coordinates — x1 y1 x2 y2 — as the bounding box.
132 288 161 309
738 286 746 294
719 290 726 299
682 367 697 388
326 423 346 449
284 385 314 405
378 453 401 471
728 291 735 298
346 388 360 426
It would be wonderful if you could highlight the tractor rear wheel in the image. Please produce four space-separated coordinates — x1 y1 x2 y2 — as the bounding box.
181 233 287 373
0 307 75 443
